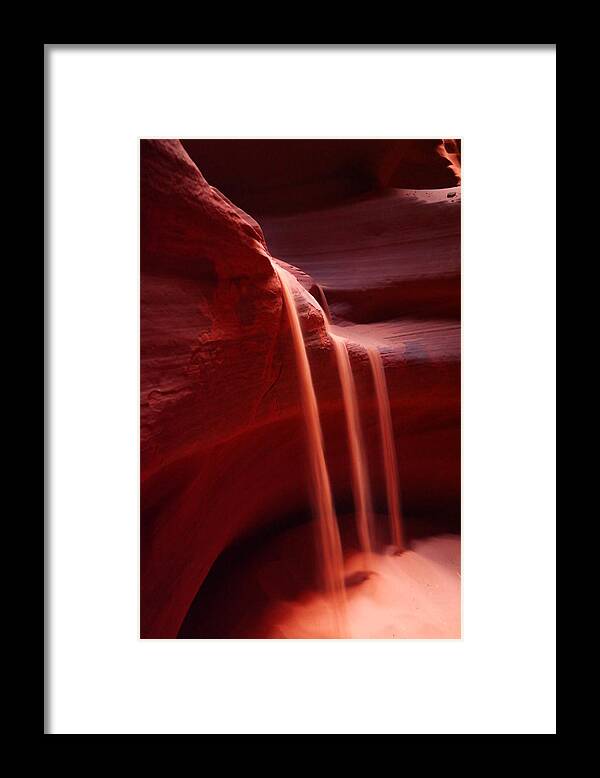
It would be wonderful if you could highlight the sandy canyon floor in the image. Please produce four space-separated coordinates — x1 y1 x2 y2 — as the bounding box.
180 520 460 639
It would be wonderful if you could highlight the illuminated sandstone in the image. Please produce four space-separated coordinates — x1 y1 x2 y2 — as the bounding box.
141 139 460 638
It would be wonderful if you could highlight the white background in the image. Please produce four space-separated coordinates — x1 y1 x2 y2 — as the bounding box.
47 45 556 734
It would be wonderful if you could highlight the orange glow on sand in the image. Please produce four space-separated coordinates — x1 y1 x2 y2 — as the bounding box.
268 535 460 639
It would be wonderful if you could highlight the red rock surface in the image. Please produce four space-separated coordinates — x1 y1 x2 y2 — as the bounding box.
180 139 460 216
141 139 460 638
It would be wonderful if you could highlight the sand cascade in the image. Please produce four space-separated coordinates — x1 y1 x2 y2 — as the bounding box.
367 346 405 550
273 261 405 636
272 263 348 635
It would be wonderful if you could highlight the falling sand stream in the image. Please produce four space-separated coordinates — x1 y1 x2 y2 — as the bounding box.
272 263 348 636
331 335 375 555
273 261 405 636
367 346 405 550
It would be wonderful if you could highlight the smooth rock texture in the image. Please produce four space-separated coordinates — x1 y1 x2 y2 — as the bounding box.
141 139 460 638
181 139 460 216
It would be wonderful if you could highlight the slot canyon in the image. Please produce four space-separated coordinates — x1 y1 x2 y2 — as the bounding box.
140 138 461 639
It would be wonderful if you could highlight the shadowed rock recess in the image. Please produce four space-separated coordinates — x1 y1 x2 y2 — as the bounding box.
141 139 461 639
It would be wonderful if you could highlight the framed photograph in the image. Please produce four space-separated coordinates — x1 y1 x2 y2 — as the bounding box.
46 44 556 734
